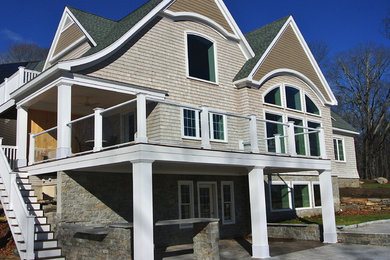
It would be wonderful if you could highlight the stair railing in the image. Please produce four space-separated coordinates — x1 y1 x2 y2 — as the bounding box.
0 139 35 259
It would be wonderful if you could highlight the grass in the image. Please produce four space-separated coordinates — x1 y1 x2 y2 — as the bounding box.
361 183 390 189
280 212 390 226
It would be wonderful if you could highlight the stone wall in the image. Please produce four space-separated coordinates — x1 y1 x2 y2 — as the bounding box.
338 178 360 188
340 197 390 211
267 223 321 241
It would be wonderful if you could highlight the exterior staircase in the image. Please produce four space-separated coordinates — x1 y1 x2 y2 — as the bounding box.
0 145 65 259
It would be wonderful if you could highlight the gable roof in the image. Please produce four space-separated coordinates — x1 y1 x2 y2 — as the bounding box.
234 16 289 82
331 111 359 134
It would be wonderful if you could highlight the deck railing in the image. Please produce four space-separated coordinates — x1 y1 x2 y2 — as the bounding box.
28 95 328 164
2 145 17 169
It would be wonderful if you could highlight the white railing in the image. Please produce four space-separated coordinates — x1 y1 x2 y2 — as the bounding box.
0 66 39 104
27 95 328 164
0 140 35 259
2 145 17 170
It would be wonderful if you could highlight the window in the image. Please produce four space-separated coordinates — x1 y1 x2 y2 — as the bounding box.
305 95 319 115
285 86 301 110
308 121 321 157
312 183 321 207
288 117 306 155
293 183 311 208
264 87 282 106
178 181 194 221
210 113 226 141
182 108 200 138
221 182 235 224
270 182 291 210
265 113 285 153
187 34 216 82
333 138 345 161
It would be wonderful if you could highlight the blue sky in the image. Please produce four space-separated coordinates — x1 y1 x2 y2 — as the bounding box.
0 0 389 56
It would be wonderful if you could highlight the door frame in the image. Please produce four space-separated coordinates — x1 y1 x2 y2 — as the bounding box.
197 181 218 218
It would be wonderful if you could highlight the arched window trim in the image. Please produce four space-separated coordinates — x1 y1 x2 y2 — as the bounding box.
263 84 283 108
185 31 219 85
304 94 321 116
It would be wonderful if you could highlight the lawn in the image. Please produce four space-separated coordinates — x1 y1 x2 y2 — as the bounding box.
361 183 390 189
280 211 390 226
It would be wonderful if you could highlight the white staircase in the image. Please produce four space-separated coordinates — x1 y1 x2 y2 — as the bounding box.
0 145 65 259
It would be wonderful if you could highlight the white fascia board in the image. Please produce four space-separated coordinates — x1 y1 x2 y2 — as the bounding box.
0 99 15 114
163 10 240 41
23 143 332 176
66 7 97 47
57 0 173 71
332 127 360 135
214 0 255 59
288 17 338 106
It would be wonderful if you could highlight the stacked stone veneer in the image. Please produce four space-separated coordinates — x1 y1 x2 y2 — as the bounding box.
341 198 390 211
267 223 321 241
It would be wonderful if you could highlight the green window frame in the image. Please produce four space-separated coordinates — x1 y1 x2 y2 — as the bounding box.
285 86 302 111
265 113 285 153
333 138 345 161
271 182 291 211
312 183 321 207
210 113 226 141
305 95 320 115
293 183 311 208
264 87 282 106
308 121 321 157
187 34 216 82
288 117 306 155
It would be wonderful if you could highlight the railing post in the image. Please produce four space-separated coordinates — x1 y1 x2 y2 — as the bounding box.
26 215 35 259
318 127 327 159
0 137 3 146
18 67 25 85
287 121 297 156
94 108 104 151
250 115 259 153
200 106 211 149
28 134 35 165
56 83 72 159
274 134 281 154
136 93 148 143
3 78 9 102
16 106 28 168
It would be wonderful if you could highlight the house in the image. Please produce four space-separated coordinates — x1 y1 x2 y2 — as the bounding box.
0 0 360 259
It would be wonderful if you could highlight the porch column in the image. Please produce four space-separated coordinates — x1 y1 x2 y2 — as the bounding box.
319 170 337 243
132 159 154 260
136 93 148 143
248 167 270 259
16 105 28 168
56 83 72 158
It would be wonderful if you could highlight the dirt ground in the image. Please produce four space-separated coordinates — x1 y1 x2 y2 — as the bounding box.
340 186 390 198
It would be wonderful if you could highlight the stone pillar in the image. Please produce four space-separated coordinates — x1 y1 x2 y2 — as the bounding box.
248 166 270 259
57 83 72 158
16 105 28 168
193 221 220 260
319 170 337 243
132 159 154 260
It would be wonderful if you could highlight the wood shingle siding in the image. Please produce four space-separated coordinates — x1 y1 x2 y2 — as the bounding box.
331 134 359 179
252 25 332 103
53 23 85 57
167 0 234 34
60 41 92 62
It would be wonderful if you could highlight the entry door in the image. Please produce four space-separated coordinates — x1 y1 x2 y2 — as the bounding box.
198 184 216 218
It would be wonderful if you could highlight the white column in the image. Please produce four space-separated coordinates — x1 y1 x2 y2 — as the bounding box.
248 167 270 259
28 133 35 165
250 115 259 153
57 83 72 158
136 93 148 143
200 106 211 149
132 159 154 260
287 121 297 156
319 170 337 243
16 106 28 168
93 108 104 152
318 127 327 159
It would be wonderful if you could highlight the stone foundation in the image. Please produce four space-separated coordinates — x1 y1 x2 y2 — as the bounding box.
338 178 360 188
340 197 390 211
267 223 321 241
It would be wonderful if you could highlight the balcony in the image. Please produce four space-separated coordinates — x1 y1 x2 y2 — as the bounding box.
27 94 328 166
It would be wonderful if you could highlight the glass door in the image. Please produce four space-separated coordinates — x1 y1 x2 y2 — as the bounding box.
198 183 216 218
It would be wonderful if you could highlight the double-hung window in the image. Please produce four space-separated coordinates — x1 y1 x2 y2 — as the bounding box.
182 108 200 138
210 113 226 141
178 181 194 222
221 181 235 224
288 117 306 155
333 138 345 161
308 121 321 157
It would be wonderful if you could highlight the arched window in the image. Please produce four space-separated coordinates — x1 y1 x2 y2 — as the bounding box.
264 87 281 106
305 95 319 115
285 86 301 111
187 34 216 82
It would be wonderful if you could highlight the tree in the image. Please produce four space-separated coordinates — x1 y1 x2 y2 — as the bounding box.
329 43 390 179
382 8 390 39
0 43 48 63
309 40 330 71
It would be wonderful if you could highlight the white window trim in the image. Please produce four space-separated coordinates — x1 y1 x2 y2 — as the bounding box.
333 137 346 162
263 84 283 108
291 181 312 210
209 113 228 142
269 180 292 212
178 181 195 229
304 94 322 117
185 31 219 85
181 108 201 140
284 84 303 112
311 181 322 208
221 181 235 225
197 181 219 219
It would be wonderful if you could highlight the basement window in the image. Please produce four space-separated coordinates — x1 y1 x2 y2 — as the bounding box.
270 182 291 211
292 183 311 209
187 34 216 82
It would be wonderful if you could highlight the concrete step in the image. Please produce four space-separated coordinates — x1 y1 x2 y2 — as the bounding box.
35 247 62 258
35 232 54 240
35 239 58 250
